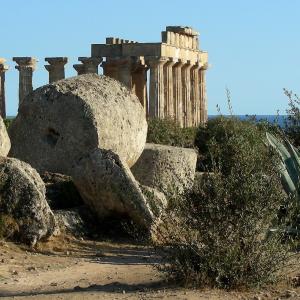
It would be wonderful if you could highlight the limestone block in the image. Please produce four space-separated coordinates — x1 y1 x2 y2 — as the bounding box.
9 74 147 174
0 116 10 156
131 143 197 197
53 206 93 237
70 148 166 229
0 157 55 246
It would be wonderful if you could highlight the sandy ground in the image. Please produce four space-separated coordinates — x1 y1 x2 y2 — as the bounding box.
0 236 299 300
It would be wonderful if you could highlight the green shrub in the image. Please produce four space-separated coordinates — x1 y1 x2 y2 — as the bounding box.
284 89 300 147
195 116 271 172
147 118 197 148
157 117 292 289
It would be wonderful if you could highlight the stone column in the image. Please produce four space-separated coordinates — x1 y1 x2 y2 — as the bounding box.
132 59 148 112
0 59 8 118
199 63 208 123
13 57 37 105
190 63 201 126
102 59 118 80
78 57 102 74
45 57 68 83
182 61 192 127
172 59 184 126
163 58 176 119
116 57 133 90
147 57 167 119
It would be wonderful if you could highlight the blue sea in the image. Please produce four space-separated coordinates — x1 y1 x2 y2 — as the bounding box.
208 115 287 128
7 114 288 127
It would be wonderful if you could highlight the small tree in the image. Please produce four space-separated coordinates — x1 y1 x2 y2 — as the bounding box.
284 89 300 147
157 117 292 289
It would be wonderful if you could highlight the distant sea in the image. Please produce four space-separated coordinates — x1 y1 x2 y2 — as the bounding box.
208 115 287 128
7 114 288 128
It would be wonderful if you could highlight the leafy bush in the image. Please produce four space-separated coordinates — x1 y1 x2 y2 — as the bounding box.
147 118 197 148
195 116 273 172
157 117 292 289
284 89 300 147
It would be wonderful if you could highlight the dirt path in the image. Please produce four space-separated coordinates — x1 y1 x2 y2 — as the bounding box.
0 237 299 299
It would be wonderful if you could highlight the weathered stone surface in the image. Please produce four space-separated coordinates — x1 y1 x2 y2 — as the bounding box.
0 116 10 156
9 74 147 174
54 206 91 237
41 172 83 210
131 143 197 197
0 157 55 245
140 185 167 217
70 148 158 228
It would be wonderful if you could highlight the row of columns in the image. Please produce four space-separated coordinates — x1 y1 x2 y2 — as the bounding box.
0 57 102 116
102 56 207 126
147 57 207 126
102 57 148 111
0 56 207 126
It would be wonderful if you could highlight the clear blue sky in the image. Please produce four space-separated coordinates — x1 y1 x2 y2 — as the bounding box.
1 0 299 116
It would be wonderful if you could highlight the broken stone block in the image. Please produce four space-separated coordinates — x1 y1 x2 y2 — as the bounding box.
70 148 166 229
0 157 55 246
131 143 197 197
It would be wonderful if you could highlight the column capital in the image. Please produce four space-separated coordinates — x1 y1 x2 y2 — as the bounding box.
78 57 103 65
45 57 67 83
173 58 184 68
164 57 177 67
0 58 9 73
191 61 202 71
200 62 209 70
73 64 85 75
146 56 168 67
182 60 192 70
78 57 102 74
13 57 37 71
132 56 148 72
45 57 68 66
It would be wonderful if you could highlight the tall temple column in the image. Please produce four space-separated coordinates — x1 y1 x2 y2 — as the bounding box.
199 63 208 123
163 58 176 119
182 61 192 127
132 58 148 112
13 57 37 105
190 62 201 126
116 57 133 89
45 57 68 83
172 59 184 126
0 59 8 118
147 57 167 118
78 57 102 74
102 59 118 80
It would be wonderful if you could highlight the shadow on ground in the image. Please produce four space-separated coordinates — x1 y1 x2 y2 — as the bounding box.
0 280 172 297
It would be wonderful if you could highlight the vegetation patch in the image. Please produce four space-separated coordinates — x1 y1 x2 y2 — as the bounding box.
147 117 197 148
157 117 294 289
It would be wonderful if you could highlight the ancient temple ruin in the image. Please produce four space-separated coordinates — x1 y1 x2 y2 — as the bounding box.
92 26 208 127
0 26 208 127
